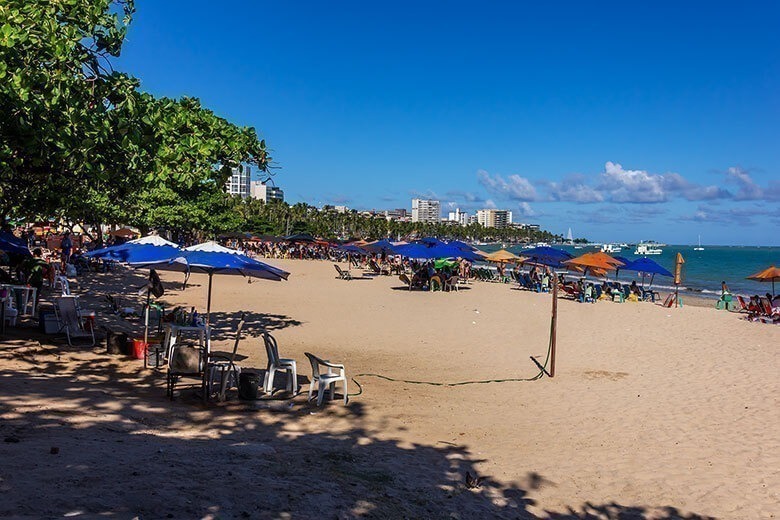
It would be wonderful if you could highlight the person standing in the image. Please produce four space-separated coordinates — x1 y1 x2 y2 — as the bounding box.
60 231 73 271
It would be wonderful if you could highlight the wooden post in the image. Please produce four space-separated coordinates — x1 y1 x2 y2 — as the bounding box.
550 279 558 377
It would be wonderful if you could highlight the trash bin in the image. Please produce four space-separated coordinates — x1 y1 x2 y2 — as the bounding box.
238 371 261 400
146 343 164 368
131 339 148 360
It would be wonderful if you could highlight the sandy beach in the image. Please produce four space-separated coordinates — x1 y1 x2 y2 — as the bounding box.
1 259 778 519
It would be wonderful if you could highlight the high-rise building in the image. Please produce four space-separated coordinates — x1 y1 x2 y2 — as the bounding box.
447 208 469 226
476 209 513 228
226 166 251 198
411 199 441 223
250 180 284 203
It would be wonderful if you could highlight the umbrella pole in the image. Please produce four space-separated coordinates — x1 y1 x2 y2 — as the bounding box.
206 272 213 326
550 280 558 377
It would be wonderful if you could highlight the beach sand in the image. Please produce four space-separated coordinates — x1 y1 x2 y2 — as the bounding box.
1 259 778 519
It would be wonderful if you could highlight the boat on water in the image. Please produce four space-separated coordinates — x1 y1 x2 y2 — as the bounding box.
535 241 550 247
634 241 663 255
694 235 704 251
600 243 622 253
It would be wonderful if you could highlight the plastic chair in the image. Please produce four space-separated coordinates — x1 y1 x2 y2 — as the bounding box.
262 331 298 394
305 352 348 406
444 275 460 292
54 275 70 296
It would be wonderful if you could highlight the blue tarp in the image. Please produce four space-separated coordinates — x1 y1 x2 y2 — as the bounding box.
0 232 30 257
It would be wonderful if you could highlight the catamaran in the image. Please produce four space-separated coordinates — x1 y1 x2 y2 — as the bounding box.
694 235 704 251
600 243 622 253
634 241 663 255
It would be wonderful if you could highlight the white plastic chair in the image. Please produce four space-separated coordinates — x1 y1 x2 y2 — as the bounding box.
305 352 348 406
262 331 298 394
54 275 70 295
54 295 95 346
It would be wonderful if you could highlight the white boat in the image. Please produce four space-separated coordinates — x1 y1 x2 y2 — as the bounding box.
634 242 663 255
600 243 622 253
535 241 550 248
694 235 704 251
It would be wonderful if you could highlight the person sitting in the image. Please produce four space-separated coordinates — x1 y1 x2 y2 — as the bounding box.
630 280 642 296
22 248 52 297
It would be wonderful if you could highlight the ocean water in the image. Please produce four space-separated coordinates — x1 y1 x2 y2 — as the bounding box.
481 244 780 298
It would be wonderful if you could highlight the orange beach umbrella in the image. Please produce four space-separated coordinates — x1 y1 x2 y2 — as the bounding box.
483 249 525 263
563 252 622 275
747 265 780 296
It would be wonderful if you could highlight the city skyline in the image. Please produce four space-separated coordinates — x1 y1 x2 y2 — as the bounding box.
117 2 779 245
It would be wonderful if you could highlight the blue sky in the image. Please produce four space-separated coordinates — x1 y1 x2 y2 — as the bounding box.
117 1 779 245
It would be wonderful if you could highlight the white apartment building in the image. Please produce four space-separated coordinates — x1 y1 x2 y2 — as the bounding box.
476 209 513 228
447 208 469 226
411 199 441 223
226 166 251 198
250 180 285 203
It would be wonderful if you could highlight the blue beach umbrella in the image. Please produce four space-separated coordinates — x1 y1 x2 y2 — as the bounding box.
336 244 366 254
447 240 479 252
362 239 398 254
395 242 482 261
85 235 180 263
130 243 289 323
619 257 673 288
520 246 574 268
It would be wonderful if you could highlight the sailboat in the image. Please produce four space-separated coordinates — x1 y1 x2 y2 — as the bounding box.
694 235 704 251
566 227 573 245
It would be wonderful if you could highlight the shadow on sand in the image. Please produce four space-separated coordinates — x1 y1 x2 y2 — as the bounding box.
0 315 714 519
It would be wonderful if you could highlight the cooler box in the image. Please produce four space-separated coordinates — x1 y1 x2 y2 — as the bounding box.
41 311 59 334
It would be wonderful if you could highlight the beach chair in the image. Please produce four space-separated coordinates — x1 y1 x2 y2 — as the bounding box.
444 275 460 292
205 314 245 401
429 274 443 292
262 331 298 394
733 295 751 313
398 273 414 290
305 352 348 406
367 260 382 275
54 296 95 347
561 285 578 300
334 264 352 280
167 340 206 400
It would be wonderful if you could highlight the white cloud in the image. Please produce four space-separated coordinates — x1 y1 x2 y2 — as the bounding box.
477 170 537 201
516 202 538 218
599 161 669 203
547 174 604 203
725 167 765 200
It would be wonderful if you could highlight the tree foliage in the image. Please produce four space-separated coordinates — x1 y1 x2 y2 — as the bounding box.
229 199 561 243
0 0 271 240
